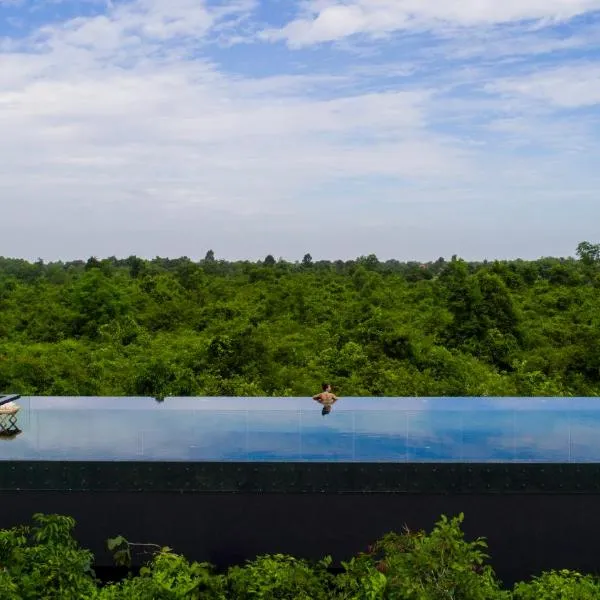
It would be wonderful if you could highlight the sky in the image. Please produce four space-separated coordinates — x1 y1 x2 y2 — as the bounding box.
0 0 599 263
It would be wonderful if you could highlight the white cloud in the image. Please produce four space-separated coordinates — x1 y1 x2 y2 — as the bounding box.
0 62 463 211
486 64 600 108
265 0 600 47
0 0 599 261
0 0 471 254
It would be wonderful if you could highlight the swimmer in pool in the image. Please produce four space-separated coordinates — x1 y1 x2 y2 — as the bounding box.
313 383 338 415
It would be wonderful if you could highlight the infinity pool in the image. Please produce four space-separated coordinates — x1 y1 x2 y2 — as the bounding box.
2 396 600 462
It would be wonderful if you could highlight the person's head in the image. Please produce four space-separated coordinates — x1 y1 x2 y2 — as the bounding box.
321 405 331 416
322 382 331 392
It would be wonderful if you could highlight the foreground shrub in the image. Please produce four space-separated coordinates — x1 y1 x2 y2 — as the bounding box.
98 549 226 600
226 554 333 600
513 569 600 600
0 513 98 600
5 512 600 599
369 513 507 600
334 553 387 599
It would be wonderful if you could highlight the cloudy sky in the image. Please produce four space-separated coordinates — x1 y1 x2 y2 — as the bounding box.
0 0 599 262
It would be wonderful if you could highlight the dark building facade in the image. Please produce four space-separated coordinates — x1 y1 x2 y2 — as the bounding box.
1 461 600 585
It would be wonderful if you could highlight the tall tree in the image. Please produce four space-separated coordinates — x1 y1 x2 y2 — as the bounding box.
576 241 600 266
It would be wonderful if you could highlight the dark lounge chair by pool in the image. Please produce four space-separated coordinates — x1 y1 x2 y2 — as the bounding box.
0 395 20 431
0 394 20 407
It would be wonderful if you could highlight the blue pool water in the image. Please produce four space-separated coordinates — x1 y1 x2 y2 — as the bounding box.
2 396 600 463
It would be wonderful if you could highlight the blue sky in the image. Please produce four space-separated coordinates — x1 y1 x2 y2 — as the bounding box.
1 0 600 262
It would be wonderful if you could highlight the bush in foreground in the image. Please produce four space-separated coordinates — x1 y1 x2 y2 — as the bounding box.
513 569 600 600
2 512 600 599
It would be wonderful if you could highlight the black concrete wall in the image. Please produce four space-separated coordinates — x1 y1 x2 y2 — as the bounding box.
3 490 600 585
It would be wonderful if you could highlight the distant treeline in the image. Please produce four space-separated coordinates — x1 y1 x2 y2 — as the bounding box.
0 242 599 398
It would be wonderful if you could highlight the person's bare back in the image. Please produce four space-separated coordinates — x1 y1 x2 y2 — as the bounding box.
313 391 337 404
313 383 338 414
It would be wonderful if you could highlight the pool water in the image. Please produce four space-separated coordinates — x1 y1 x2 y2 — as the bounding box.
2 396 599 463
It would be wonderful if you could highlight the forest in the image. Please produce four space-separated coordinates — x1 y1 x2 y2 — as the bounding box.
0 242 599 398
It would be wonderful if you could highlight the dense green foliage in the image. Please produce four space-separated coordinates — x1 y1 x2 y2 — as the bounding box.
1 242 600 397
2 512 599 599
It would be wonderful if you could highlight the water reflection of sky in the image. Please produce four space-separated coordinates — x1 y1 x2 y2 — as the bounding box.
2 397 600 463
